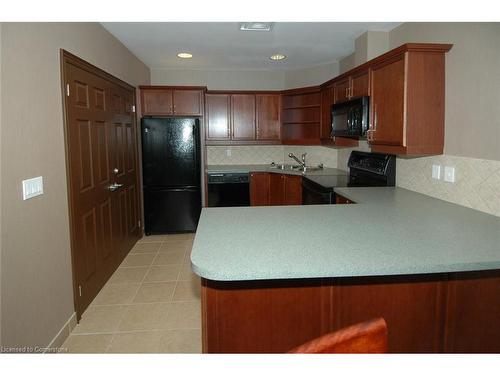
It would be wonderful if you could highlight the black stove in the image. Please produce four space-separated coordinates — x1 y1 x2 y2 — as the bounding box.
302 151 396 204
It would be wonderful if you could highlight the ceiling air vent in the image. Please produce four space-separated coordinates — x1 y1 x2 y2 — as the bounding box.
239 22 274 32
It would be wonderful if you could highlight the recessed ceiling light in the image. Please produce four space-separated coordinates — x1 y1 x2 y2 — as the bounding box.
239 22 274 32
270 54 286 61
177 52 193 59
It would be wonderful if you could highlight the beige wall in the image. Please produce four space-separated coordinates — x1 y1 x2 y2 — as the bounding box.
284 62 339 89
389 22 500 161
151 68 285 90
0 22 150 348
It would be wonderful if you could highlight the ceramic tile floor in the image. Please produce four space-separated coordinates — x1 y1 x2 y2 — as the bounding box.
61 233 202 353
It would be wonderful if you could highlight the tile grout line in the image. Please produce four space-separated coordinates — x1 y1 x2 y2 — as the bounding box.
104 241 163 352
104 239 163 352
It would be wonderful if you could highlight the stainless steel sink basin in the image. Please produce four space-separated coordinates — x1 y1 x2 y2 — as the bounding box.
269 163 324 173
269 163 301 171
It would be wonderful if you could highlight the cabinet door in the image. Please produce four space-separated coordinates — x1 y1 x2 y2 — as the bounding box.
333 78 350 103
141 89 173 115
173 89 203 116
283 175 302 205
256 94 280 140
269 173 284 206
250 172 270 206
205 94 230 140
231 94 256 140
320 86 334 139
350 69 370 99
369 55 406 146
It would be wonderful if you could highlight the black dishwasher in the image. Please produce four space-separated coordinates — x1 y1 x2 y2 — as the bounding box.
207 172 250 207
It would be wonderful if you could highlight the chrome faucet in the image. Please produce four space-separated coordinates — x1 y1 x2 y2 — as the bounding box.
288 152 307 168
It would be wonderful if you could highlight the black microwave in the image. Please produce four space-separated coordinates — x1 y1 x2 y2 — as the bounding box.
331 96 369 138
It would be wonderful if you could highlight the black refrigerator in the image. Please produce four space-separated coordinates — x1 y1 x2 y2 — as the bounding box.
141 117 201 235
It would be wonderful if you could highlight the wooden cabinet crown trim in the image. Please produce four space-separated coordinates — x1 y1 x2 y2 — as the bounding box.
321 43 453 88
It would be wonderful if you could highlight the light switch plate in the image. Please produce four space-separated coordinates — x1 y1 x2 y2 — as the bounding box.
432 165 441 180
444 166 456 183
22 176 44 200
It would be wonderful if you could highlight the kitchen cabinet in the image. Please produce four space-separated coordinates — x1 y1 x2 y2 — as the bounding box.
140 86 204 116
333 69 369 104
367 44 452 155
250 172 302 206
231 94 256 140
333 78 350 103
206 92 281 144
206 94 231 140
281 87 321 145
249 172 270 206
256 94 281 140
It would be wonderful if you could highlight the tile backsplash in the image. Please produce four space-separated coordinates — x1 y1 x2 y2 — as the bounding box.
206 145 339 168
206 146 285 165
207 145 499 217
283 146 338 168
396 155 500 217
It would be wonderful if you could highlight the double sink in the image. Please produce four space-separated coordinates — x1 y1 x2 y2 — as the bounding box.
269 162 324 173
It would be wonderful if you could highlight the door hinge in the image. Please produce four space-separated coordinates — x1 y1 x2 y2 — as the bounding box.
66 84 70 97
78 285 82 297
131 105 136 113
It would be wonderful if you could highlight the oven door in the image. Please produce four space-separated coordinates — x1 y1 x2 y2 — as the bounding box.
302 178 334 205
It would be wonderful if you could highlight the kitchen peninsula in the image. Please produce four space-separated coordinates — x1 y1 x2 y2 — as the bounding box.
191 187 500 353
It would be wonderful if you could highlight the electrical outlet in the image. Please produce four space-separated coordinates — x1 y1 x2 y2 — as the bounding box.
225 149 231 157
22 176 44 200
444 166 456 183
432 165 441 180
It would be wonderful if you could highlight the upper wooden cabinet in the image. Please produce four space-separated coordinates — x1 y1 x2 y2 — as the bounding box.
205 94 231 140
333 69 369 104
231 94 256 140
281 87 321 145
140 86 204 116
256 94 281 140
205 92 281 144
367 44 452 155
369 55 406 147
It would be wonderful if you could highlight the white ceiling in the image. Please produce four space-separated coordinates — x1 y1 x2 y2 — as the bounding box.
101 22 400 71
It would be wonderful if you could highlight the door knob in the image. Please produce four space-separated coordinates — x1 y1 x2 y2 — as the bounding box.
113 168 119 174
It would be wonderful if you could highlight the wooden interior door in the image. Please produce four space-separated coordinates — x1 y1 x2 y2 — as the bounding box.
369 55 406 146
62 51 141 318
231 94 256 140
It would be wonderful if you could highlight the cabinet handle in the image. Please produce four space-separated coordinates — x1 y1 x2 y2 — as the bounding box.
374 104 378 132
345 87 348 98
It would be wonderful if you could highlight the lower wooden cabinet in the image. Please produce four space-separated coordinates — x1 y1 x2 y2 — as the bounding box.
249 172 270 206
250 172 302 206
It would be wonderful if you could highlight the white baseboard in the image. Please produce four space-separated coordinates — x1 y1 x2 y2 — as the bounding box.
44 312 77 353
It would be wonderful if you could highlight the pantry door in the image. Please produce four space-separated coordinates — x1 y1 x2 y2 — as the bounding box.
61 50 142 319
